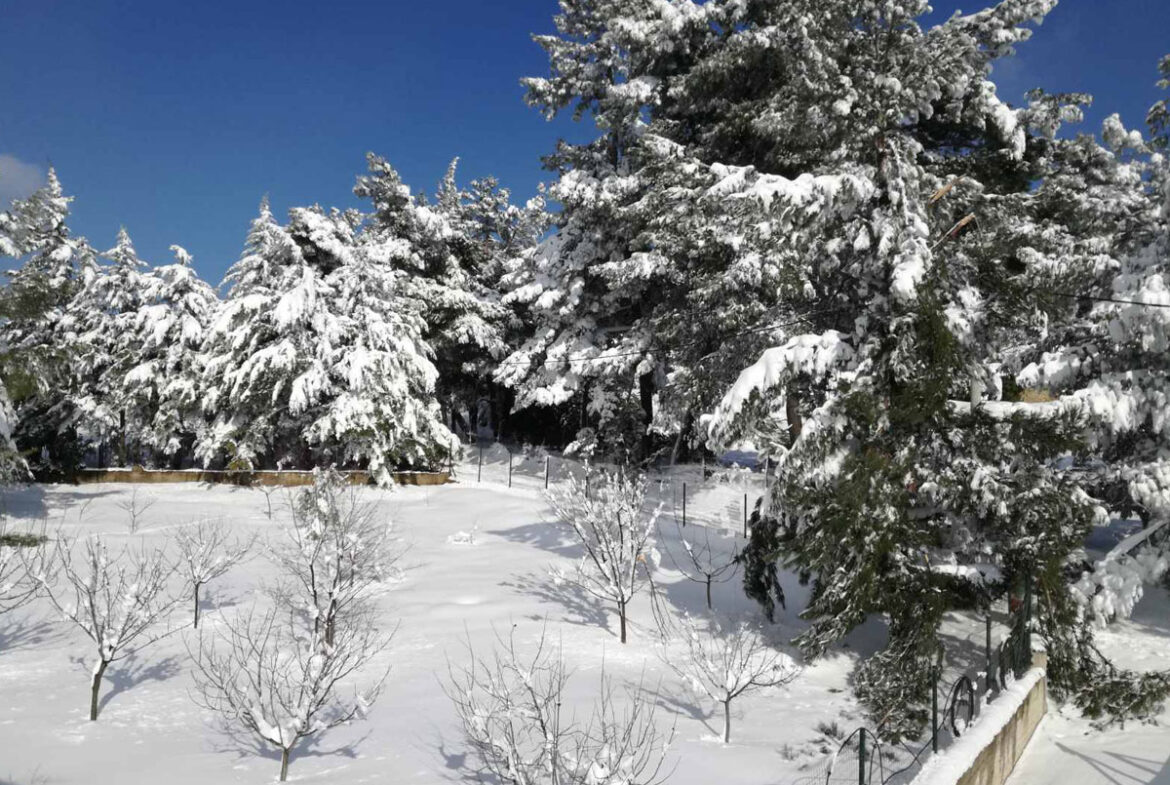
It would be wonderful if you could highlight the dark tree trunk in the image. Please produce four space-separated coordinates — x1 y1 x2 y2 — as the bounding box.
618 601 628 644
193 583 202 628
279 748 290 781
638 371 655 464
90 659 109 721
785 385 803 447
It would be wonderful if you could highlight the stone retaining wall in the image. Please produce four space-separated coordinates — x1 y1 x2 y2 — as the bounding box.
74 467 451 487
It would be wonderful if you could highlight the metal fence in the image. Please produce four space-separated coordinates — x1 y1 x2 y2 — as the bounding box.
453 437 772 538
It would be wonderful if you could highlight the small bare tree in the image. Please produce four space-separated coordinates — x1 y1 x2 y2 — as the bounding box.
257 484 280 520
545 468 659 643
190 605 389 782
175 520 257 628
37 535 181 720
270 469 399 646
445 625 674 785
115 487 156 533
661 519 739 610
655 611 798 743
1 521 51 615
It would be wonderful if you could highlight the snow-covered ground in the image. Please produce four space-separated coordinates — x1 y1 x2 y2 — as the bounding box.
1006 584 1170 785
0 480 863 785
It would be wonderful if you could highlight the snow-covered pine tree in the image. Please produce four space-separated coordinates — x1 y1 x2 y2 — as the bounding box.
354 154 511 442
0 168 96 475
691 0 1161 734
70 227 153 465
1013 59 1170 720
123 245 219 465
200 200 453 481
431 161 549 439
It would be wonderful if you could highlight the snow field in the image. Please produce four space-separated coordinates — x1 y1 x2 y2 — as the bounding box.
0 481 863 785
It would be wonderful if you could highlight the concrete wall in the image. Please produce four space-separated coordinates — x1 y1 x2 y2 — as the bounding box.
954 672 1047 785
74 467 451 487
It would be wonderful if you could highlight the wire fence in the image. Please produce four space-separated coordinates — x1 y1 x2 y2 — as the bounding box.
453 437 772 539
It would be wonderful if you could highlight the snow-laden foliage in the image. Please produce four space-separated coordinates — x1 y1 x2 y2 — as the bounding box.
200 200 455 480
122 245 219 462
654 611 798 743
36 535 182 720
70 228 152 460
445 625 674 785
545 468 660 643
0 168 96 475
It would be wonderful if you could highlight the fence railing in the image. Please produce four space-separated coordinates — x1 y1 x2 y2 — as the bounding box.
807 586 1036 785
454 437 771 539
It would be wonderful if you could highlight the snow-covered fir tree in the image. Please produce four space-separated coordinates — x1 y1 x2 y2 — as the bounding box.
1012 60 1170 717
0 168 96 475
663 0 1168 734
354 154 514 441
431 160 549 439
70 227 152 465
123 245 219 465
200 199 453 481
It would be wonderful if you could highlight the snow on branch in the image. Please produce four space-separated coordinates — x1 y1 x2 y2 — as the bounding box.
706 331 853 450
444 624 674 785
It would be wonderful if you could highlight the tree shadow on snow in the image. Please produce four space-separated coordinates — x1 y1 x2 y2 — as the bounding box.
64 652 184 713
485 520 582 560
1055 743 1170 785
500 571 613 635
207 726 370 771
653 688 718 736
0 613 61 653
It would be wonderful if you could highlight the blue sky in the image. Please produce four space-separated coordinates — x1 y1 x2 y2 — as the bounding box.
1 0 1168 286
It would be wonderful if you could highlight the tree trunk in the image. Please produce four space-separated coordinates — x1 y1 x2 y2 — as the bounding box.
723 699 732 743
193 582 201 629
279 748 290 781
785 385 803 447
638 371 655 464
90 660 109 721
618 601 627 644
706 578 713 611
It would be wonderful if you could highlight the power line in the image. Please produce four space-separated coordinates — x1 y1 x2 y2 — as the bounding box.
1050 290 1170 309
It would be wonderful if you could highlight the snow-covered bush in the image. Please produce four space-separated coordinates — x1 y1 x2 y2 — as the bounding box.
444 625 673 785
545 468 660 643
190 605 388 782
175 519 256 628
36 535 181 720
655 611 798 743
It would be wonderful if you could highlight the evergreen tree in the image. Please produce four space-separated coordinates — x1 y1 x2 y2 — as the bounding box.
71 227 152 464
673 0 1162 734
124 245 219 465
200 200 452 481
355 154 513 440
0 169 95 475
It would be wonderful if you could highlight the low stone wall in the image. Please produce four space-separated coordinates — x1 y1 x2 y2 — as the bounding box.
74 467 451 487
914 657 1048 785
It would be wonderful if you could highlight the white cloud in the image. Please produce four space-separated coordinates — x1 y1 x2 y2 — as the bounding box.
0 154 46 208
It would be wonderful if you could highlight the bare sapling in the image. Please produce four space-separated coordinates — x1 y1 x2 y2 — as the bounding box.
115 486 156 533
661 518 739 610
37 535 181 720
445 624 674 785
175 519 257 628
655 610 799 743
190 605 389 782
257 484 280 520
270 468 400 646
545 468 660 643
2 520 52 616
